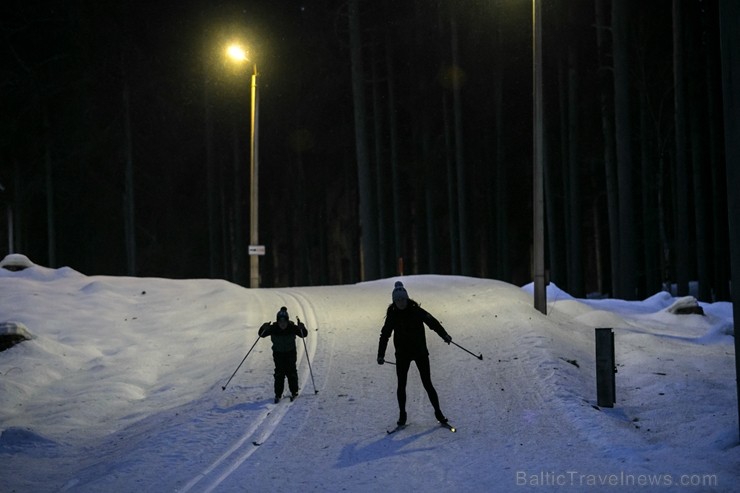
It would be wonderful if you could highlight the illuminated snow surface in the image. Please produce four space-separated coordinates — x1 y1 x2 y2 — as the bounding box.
1 261 738 492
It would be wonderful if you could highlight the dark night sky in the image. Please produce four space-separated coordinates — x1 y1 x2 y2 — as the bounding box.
2 0 363 277
3 0 720 294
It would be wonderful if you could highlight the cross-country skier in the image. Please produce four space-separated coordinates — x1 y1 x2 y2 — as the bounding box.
377 281 452 426
259 306 308 403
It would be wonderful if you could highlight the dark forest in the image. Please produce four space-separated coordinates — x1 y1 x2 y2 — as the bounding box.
1 0 738 303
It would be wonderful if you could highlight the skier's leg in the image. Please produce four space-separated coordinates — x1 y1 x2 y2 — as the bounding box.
273 353 286 398
286 349 299 395
395 357 411 424
416 355 445 421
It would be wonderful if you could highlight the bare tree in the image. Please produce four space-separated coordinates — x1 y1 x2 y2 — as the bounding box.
348 0 379 280
673 0 691 296
718 0 740 441
612 0 636 299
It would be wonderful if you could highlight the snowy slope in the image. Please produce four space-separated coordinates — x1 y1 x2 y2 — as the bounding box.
0 263 738 492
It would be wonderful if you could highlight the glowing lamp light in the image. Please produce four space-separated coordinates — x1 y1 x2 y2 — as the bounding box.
226 44 248 62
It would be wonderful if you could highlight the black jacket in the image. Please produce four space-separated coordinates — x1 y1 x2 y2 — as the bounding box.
259 320 308 353
377 300 450 359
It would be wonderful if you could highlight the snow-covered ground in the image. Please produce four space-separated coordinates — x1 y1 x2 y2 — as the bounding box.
1 257 738 492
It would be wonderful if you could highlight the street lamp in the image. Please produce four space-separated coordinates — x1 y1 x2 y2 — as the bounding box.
532 0 547 314
227 43 261 288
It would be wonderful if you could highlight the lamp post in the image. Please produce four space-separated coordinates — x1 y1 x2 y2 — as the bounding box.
227 44 260 288
249 63 260 288
533 0 547 314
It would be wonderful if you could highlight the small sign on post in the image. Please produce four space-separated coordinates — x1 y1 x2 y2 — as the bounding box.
248 245 265 256
595 328 617 408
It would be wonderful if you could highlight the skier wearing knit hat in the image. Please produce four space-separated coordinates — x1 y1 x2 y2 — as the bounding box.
377 281 452 426
259 306 308 403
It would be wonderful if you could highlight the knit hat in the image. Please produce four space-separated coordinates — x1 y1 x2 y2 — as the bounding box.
392 281 408 302
276 306 289 321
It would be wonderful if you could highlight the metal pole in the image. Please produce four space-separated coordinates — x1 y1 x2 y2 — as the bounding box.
302 335 318 394
718 0 740 442
222 335 261 391
533 0 547 314
249 64 260 288
451 340 484 360
296 317 318 393
595 328 616 407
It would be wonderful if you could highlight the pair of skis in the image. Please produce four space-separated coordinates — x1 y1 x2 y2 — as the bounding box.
273 393 299 404
387 421 456 434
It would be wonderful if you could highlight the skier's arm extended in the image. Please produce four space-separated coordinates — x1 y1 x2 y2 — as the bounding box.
421 309 452 344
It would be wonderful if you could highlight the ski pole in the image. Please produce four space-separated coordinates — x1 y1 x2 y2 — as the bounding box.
298 317 318 394
383 360 396 365
451 340 483 360
222 335 261 391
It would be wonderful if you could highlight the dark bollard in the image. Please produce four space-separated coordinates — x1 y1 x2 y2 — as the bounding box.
595 328 616 407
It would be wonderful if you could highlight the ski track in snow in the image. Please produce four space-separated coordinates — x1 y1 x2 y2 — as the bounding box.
181 398 292 493
179 290 319 492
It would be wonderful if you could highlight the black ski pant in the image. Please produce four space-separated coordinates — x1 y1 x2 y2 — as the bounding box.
395 354 444 419
273 350 299 397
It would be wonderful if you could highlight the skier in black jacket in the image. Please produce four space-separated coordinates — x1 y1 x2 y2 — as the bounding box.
259 306 308 403
377 281 452 426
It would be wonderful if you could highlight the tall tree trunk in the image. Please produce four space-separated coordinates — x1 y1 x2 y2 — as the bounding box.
231 124 244 285
491 15 508 281
717 0 740 441
443 95 459 274
673 0 691 297
493 56 509 281
437 1 458 275
612 0 636 299
5 204 13 255
44 111 56 268
640 89 661 295
567 42 583 297
658 153 671 289
13 160 22 253
595 0 619 297
688 98 710 302
293 150 310 285
450 16 471 276
123 83 137 277
348 0 379 280
371 41 388 277
686 5 710 302
422 127 438 273
220 172 229 279
635 5 659 297
385 28 401 274
555 55 568 290
705 3 729 300
319 200 329 285
204 67 218 279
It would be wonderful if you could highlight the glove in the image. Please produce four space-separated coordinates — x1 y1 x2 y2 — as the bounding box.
443 334 452 345
377 356 385 365
295 317 307 335
258 322 270 337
